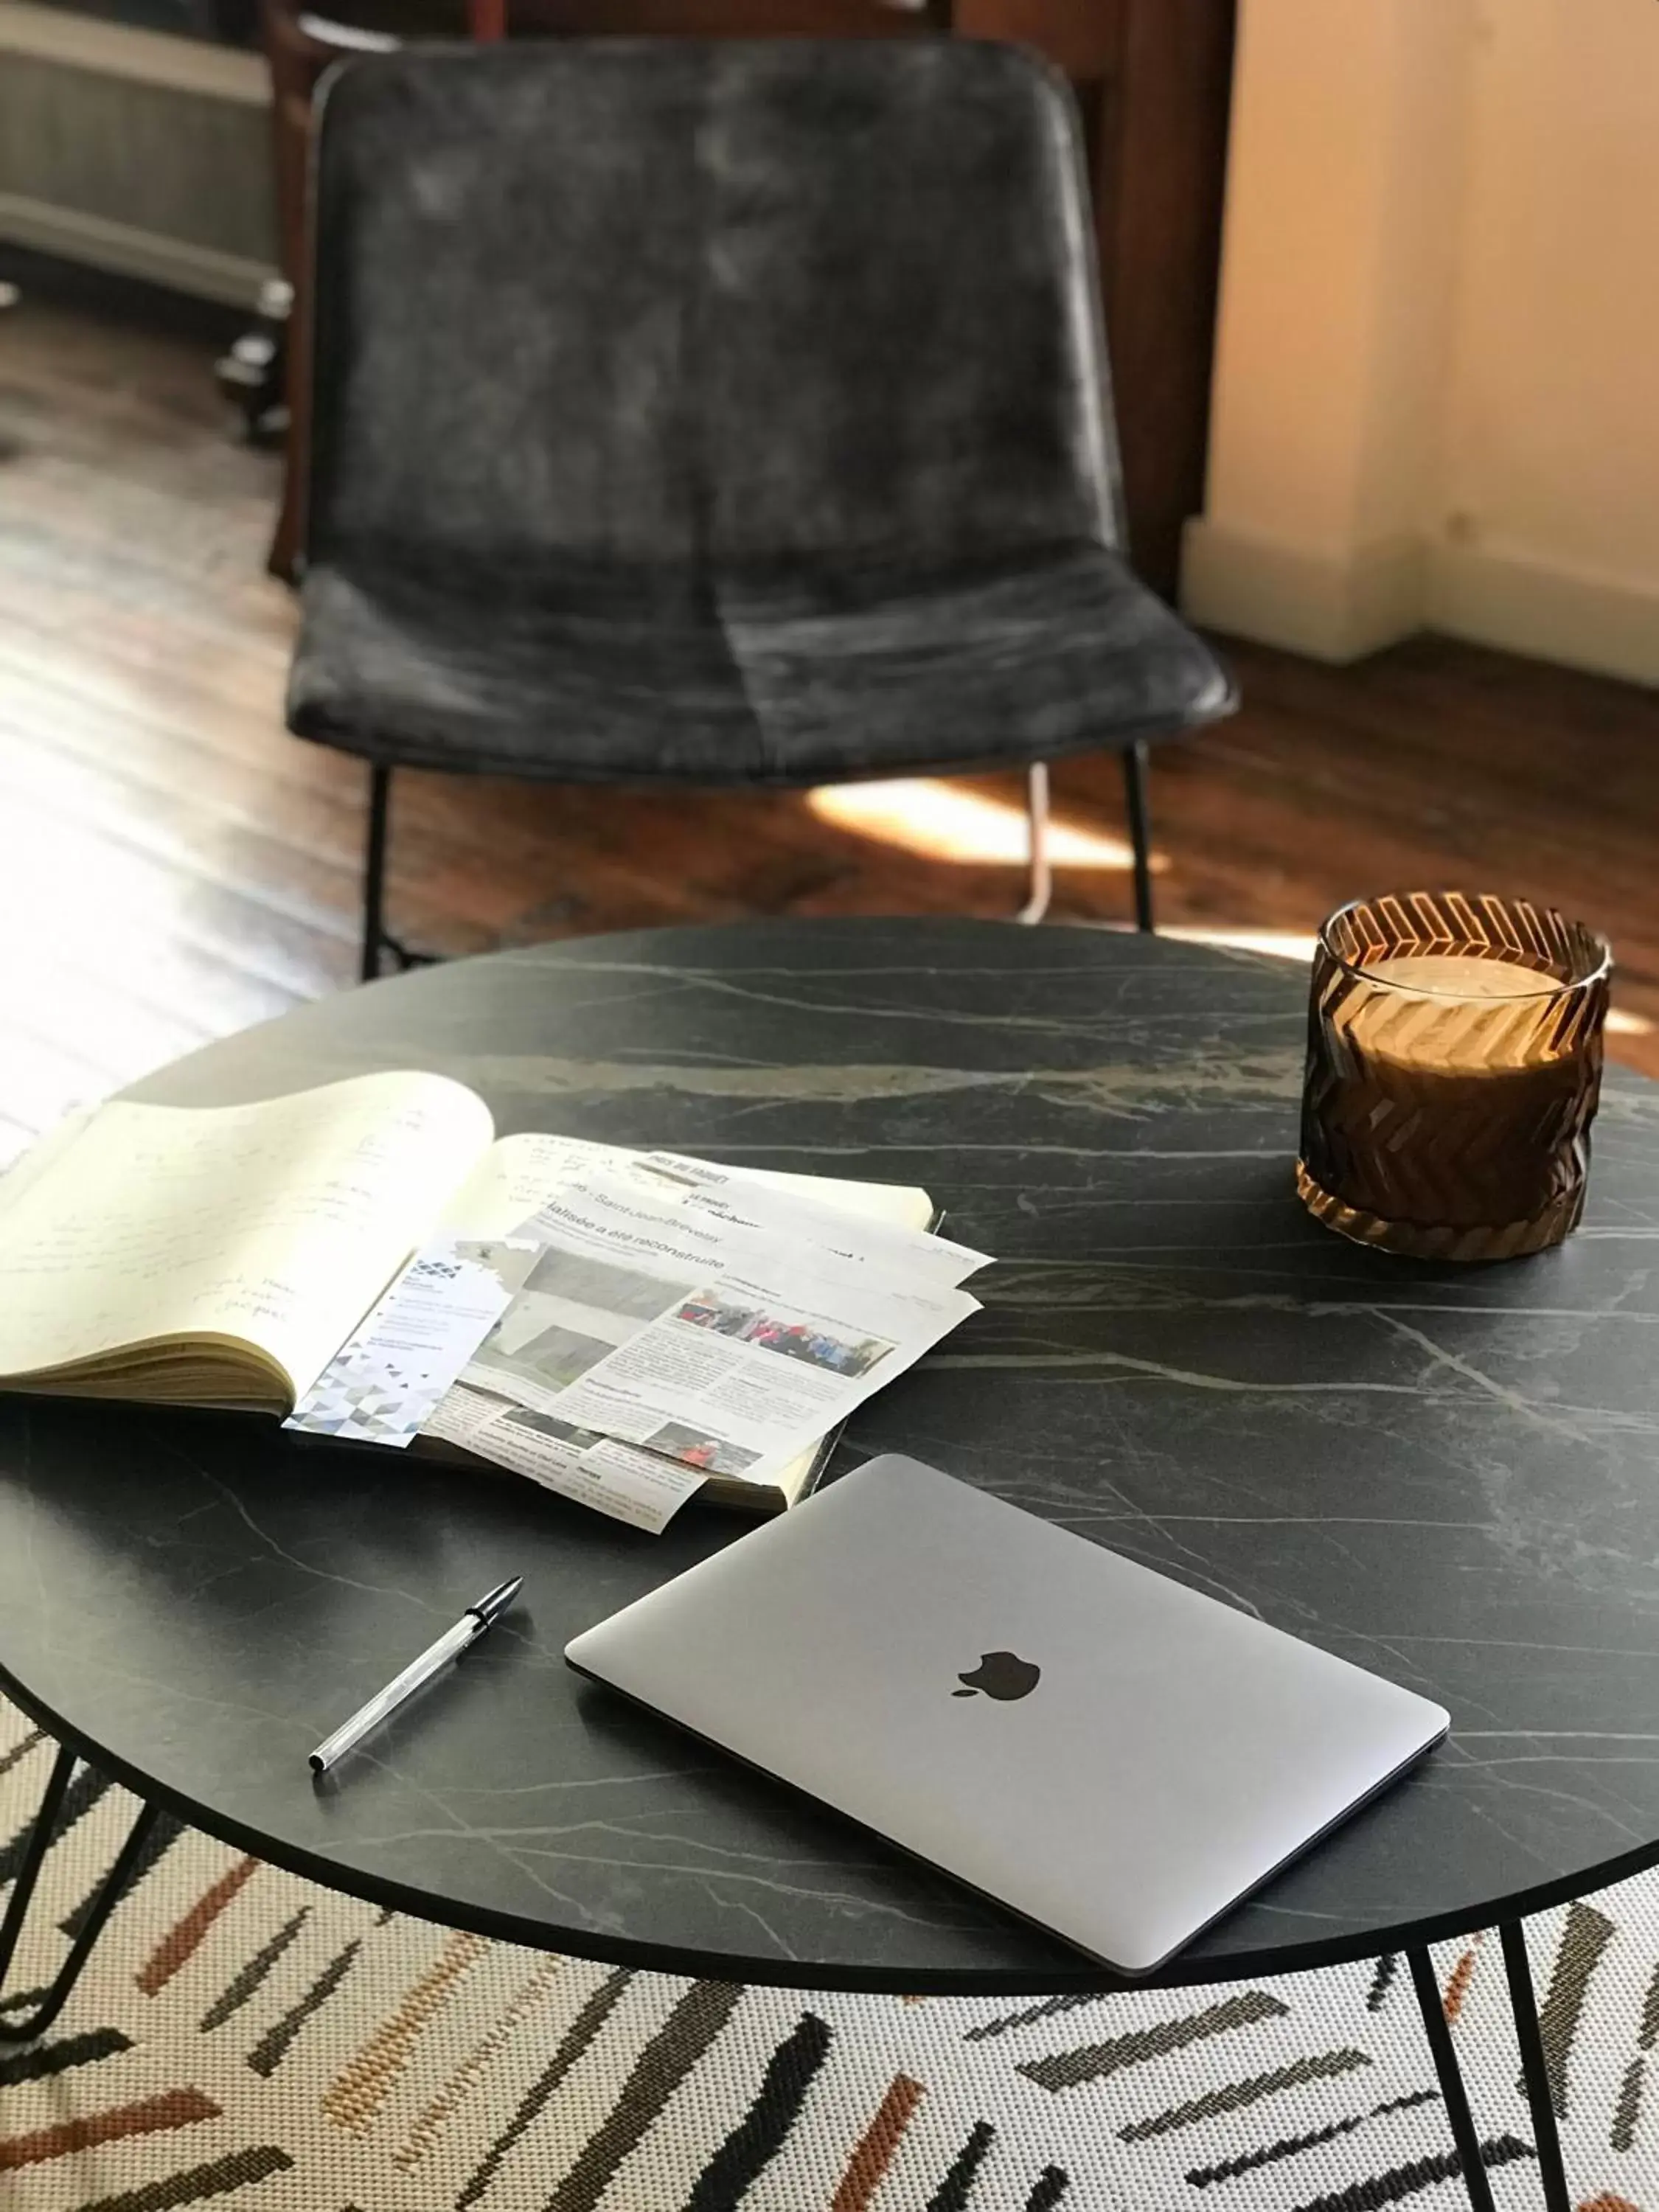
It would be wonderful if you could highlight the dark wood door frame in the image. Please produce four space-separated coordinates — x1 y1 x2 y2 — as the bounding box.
1093 0 1237 598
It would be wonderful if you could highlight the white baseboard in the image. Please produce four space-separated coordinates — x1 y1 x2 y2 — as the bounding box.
0 0 265 102
1429 541 1659 690
0 192 274 307
1181 513 1659 689
1180 517 1425 661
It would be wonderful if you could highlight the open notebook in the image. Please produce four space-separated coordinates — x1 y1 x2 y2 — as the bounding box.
0 1074 935 1486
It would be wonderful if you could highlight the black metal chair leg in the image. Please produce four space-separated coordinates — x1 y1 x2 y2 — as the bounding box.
361 762 392 983
1122 740 1155 933
1407 1945 1499 2212
1500 1920 1571 2212
0 1742 160 2043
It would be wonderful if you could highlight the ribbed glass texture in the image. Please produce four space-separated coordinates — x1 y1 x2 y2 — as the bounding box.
1296 891 1611 1262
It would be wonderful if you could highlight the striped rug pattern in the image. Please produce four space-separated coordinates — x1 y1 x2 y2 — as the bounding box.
3 1691 1657 2211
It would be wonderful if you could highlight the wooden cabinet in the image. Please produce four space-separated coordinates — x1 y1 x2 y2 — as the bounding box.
265 0 1235 598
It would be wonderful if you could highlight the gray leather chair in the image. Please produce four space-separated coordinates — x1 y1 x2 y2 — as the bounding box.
285 39 1237 978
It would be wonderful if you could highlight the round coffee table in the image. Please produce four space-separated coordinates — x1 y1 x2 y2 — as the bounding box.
2 918 1653 2211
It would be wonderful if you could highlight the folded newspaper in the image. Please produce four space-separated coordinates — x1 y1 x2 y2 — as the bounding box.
288 1138 990 1531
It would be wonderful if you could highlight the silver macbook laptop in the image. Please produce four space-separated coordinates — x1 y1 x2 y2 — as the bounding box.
565 1454 1449 1975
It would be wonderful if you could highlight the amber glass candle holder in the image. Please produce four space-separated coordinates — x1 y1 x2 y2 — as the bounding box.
1296 892 1611 1262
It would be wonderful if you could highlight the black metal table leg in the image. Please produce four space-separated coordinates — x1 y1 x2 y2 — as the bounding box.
0 1740 161 2042
1408 1945 1499 2212
1500 1920 1571 2212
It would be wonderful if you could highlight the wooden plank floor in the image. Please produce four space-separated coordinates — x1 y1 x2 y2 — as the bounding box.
3 279 1658 1168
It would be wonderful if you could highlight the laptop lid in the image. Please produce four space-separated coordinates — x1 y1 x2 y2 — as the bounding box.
565 1454 1448 1976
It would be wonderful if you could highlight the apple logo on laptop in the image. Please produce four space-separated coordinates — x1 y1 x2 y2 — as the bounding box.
953 1651 1040 1701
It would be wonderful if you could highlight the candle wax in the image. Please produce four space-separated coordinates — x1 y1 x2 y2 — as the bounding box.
1365 954 1554 1001
1326 948 1584 1220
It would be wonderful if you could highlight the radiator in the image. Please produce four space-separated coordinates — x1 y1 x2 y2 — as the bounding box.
0 0 276 305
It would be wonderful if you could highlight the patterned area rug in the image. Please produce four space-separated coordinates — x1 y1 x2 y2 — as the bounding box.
2 1689 1655 2211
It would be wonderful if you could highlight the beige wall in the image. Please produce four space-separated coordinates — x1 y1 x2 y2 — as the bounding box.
1183 0 1659 686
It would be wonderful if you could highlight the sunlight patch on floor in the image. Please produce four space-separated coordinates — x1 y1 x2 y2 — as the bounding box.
806 779 1155 870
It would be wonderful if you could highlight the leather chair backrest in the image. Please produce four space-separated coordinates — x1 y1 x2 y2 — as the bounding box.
305 41 1124 583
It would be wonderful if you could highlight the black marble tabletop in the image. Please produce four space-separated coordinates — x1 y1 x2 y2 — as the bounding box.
3 918 1658 1997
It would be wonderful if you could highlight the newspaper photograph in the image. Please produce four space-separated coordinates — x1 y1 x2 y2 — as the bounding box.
672 1288 894 1379
467 1247 701 1404
508 1420 711 1529
429 1394 710 1533
456 1172 979 1486
424 1374 826 1520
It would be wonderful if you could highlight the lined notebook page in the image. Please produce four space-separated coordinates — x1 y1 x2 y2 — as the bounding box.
0 1071 493 1400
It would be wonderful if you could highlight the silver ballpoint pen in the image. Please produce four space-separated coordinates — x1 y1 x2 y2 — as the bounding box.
308 1575 523 1775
